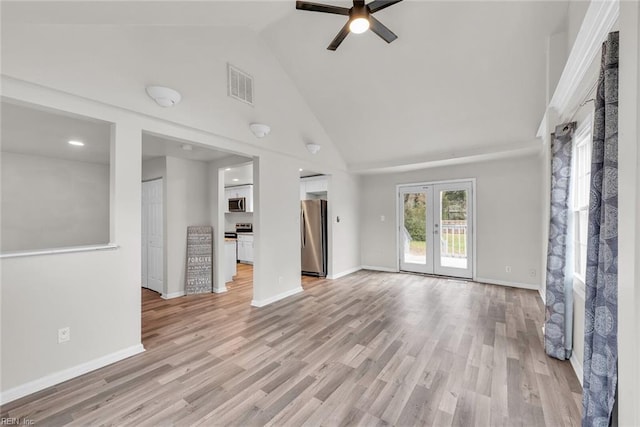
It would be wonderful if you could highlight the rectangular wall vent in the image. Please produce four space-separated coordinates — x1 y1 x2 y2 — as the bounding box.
227 63 254 105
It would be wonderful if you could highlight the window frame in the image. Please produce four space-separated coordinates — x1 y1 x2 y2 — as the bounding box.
571 114 593 295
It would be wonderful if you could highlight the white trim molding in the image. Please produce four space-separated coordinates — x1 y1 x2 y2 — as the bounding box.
0 243 119 259
361 265 397 273
537 0 620 136
0 344 145 405
251 286 303 308
570 352 584 387
213 285 228 294
474 277 540 291
328 266 362 280
161 291 185 300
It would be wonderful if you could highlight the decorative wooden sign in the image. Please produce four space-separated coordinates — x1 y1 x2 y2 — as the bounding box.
185 226 213 295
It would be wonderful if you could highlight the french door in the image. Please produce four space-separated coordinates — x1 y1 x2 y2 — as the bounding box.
399 181 473 279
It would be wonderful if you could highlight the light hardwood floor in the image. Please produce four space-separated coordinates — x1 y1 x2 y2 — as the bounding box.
2 265 582 426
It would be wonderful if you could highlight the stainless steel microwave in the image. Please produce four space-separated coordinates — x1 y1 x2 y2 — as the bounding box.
228 197 246 212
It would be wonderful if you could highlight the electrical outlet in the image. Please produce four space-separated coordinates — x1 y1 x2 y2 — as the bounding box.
505 266 512 273
529 269 537 277
58 327 70 344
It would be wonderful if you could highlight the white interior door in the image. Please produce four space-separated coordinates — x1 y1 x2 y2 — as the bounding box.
399 181 473 279
142 179 163 294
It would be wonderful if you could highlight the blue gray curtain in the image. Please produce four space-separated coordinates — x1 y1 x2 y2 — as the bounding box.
582 31 618 427
544 122 575 360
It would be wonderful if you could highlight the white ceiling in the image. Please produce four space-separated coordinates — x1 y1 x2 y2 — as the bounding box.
2 1 570 172
142 133 239 163
1 100 112 164
262 1 569 170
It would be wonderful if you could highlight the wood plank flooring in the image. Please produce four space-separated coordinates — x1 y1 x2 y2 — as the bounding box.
2 266 582 426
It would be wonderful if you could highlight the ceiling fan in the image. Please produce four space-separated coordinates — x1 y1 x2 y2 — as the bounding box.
296 0 403 51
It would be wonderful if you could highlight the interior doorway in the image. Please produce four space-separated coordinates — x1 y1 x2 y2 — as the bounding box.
398 180 474 279
141 178 163 294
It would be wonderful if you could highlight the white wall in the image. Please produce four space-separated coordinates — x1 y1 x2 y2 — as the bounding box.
225 212 253 232
165 156 211 296
618 2 640 425
0 14 359 402
328 171 361 278
1 152 110 251
142 156 166 182
360 154 542 288
252 153 302 305
0 118 142 398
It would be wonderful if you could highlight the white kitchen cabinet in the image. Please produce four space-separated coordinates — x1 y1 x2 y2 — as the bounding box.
224 240 237 283
300 176 328 200
224 184 253 212
237 234 254 264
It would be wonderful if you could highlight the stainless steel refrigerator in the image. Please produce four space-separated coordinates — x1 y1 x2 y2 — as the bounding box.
301 199 327 277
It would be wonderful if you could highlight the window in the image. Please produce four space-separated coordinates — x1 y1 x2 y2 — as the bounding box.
572 116 593 282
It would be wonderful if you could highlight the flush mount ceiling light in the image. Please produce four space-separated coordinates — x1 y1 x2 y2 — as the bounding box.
146 86 182 107
296 0 403 50
250 123 271 138
306 143 321 155
68 140 84 147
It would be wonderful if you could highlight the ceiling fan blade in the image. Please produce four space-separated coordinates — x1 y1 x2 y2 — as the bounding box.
369 15 398 43
367 0 403 14
327 21 350 51
296 1 351 16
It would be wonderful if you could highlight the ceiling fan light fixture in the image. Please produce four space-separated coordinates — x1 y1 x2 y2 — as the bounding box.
349 17 370 34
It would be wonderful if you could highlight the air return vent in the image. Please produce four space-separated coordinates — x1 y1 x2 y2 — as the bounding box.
227 63 254 105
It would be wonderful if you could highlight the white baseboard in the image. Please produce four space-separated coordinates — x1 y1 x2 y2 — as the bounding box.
161 291 185 300
361 265 397 273
213 285 228 294
538 287 546 304
251 286 303 308
328 266 362 280
0 343 145 405
474 277 540 291
570 352 584 387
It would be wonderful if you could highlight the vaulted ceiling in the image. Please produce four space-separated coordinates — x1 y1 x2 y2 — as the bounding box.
2 1 570 173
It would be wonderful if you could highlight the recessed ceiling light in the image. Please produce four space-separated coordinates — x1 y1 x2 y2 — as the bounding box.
181 144 192 151
68 140 84 147
299 168 303 172
232 178 239 182
225 168 231 171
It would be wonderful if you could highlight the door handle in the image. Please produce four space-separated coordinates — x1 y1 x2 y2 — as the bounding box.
300 209 306 248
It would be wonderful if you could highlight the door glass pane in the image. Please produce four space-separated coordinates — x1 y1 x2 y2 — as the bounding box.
403 193 427 264
440 190 468 269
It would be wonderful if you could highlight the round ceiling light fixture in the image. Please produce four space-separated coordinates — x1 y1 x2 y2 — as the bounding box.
349 17 370 34
146 86 182 107
250 123 271 138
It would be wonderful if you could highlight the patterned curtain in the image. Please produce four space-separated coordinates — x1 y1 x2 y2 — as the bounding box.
582 31 618 427
544 122 576 360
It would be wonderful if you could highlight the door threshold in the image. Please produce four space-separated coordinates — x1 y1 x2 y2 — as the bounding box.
398 270 473 282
